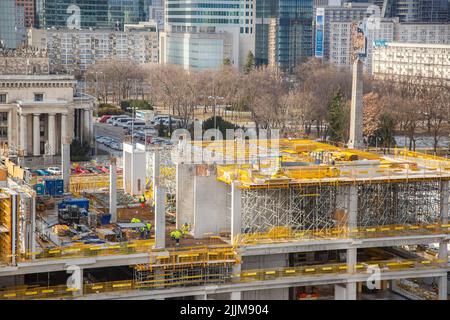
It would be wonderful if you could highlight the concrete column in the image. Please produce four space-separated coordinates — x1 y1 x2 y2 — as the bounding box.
438 275 448 300
154 186 166 249
61 113 68 144
47 113 56 156
61 143 71 192
230 291 242 300
19 113 27 156
32 113 40 156
109 158 117 223
334 284 347 300
153 149 160 200
194 294 207 300
231 181 242 243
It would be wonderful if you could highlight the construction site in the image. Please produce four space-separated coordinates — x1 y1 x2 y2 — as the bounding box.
0 60 448 301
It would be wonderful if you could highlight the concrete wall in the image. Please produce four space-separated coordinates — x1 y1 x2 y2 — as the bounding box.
242 253 290 300
176 164 195 229
193 174 229 238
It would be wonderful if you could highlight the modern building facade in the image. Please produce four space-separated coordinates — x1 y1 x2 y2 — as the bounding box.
16 0 36 27
0 0 27 49
160 0 255 71
255 0 314 71
28 21 159 75
0 48 94 157
36 0 152 30
372 42 450 85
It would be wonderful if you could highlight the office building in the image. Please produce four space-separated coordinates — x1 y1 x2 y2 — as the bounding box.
255 0 314 71
36 0 152 30
16 0 36 27
160 0 255 71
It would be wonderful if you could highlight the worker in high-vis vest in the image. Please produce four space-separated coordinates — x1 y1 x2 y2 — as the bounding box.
170 229 182 246
181 223 190 238
146 222 152 239
139 195 146 208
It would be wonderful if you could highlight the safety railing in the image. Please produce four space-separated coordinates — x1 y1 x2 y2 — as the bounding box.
234 223 450 246
0 257 446 300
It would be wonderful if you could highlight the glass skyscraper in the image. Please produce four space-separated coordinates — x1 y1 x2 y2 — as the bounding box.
0 0 26 49
36 0 152 30
255 0 314 71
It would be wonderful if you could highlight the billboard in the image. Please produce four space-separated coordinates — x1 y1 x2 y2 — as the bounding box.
315 8 325 58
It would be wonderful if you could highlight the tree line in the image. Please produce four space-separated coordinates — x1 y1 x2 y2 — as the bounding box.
86 57 450 152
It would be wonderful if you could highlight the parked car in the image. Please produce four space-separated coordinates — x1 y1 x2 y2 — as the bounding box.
107 115 127 125
98 115 112 123
47 167 62 175
114 117 134 127
124 120 146 130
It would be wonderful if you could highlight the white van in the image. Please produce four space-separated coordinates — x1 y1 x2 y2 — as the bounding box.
114 117 134 126
107 115 127 125
125 120 146 129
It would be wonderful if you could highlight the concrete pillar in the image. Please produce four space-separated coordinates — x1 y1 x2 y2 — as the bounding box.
19 113 27 156
32 113 40 156
152 149 160 200
438 275 448 300
230 291 242 300
61 143 71 192
347 282 357 300
47 113 56 156
348 58 364 149
109 158 117 223
61 113 68 144
194 294 207 300
154 186 166 249
231 182 242 243
334 284 347 300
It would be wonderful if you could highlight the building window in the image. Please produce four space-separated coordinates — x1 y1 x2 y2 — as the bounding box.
34 93 44 102
0 94 6 103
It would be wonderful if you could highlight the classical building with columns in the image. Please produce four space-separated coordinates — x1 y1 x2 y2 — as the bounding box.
0 48 94 157
0 75 94 157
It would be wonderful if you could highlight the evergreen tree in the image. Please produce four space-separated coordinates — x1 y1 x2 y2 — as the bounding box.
327 89 346 143
244 51 255 74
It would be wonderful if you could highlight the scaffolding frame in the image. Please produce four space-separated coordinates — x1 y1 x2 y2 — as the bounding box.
240 180 444 234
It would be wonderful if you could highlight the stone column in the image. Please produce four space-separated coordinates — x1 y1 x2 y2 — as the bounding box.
33 114 41 156
48 113 56 156
7 110 12 149
61 113 68 144
19 113 27 156
348 59 364 149
83 108 90 143
438 181 449 300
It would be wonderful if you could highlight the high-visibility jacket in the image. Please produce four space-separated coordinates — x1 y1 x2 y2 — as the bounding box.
170 230 182 240
146 223 152 231
139 196 146 203
181 224 189 234
131 218 141 223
